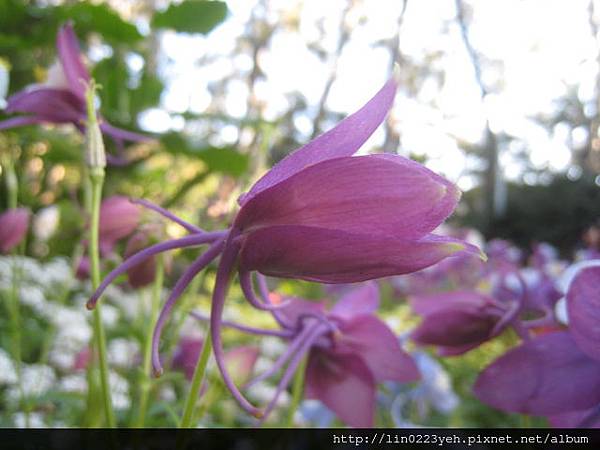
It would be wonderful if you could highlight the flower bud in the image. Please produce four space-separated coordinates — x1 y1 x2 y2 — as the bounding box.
84 80 106 169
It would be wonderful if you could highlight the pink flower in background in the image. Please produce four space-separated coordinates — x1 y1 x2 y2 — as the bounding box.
410 291 507 356
98 195 142 254
123 229 160 289
76 195 142 281
0 208 29 253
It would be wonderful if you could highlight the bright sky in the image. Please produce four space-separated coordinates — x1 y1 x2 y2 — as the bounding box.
137 0 599 191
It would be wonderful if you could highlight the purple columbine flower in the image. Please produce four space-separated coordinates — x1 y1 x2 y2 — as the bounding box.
0 208 30 253
87 72 481 417
409 260 564 356
473 266 600 426
194 281 419 427
302 283 419 427
0 23 149 163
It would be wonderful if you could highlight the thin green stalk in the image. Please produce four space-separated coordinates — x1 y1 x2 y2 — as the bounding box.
8 252 28 427
89 167 115 427
133 256 164 427
82 165 102 427
286 354 308 427
3 149 27 425
179 334 213 428
194 375 222 424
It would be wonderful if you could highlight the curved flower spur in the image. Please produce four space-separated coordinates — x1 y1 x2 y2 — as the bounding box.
87 69 482 417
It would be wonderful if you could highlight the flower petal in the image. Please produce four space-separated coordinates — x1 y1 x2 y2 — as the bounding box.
337 315 420 383
239 75 398 205
0 208 30 253
56 23 90 101
5 88 83 123
100 122 151 143
0 116 45 131
99 196 141 245
239 225 480 283
410 291 493 316
411 308 497 348
330 282 380 320
171 337 203 380
237 155 459 239
567 266 600 362
278 297 326 329
548 406 600 428
473 331 600 415
124 232 156 288
305 350 376 427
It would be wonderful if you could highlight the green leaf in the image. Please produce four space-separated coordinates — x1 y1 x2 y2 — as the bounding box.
152 0 227 34
130 71 164 113
0 1 60 52
161 132 248 176
92 56 131 123
61 2 142 44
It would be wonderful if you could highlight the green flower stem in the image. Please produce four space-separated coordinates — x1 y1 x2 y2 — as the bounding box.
286 354 308 427
3 155 18 209
179 334 213 428
133 255 164 427
3 150 27 425
89 167 115 427
8 249 27 426
194 376 223 424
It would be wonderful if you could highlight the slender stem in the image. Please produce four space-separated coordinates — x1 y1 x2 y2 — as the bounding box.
134 255 164 427
286 354 308 427
89 167 116 427
8 252 27 426
82 166 101 427
194 375 223 424
179 334 213 428
2 155 18 209
3 151 27 424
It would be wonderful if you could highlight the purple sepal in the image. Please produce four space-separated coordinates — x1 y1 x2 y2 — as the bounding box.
473 331 600 415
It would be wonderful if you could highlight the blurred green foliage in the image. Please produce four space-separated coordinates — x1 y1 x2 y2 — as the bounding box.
463 175 600 254
152 0 228 34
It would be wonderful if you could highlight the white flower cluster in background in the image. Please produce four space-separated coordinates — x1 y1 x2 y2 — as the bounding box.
0 254 140 426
